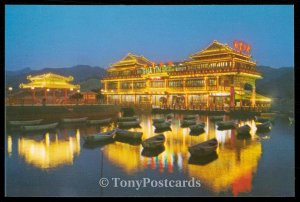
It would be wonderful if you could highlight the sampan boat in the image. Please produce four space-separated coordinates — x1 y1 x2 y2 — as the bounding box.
189 123 205 132
152 118 165 124
87 118 112 125
21 122 59 131
183 115 197 120
181 120 196 127
117 116 138 122
255 116 275 124
141 146 165 157
83 129 116 143
142 134 165 149
237 124 251 135
188 152 218 165
209 116 224 121
62 117 88 123
166 113 174 119
118 121 141 128
216 120 237 130
115 129 143 139
256 121 272 132
153 121 171 129
188 138 218 157
9 119 43 126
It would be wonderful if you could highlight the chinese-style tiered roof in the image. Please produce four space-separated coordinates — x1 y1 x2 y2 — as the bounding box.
19 73 80 89
108 53 155 71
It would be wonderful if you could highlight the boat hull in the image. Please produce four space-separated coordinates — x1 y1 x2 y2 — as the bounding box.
21 122 59 131
62 117 88 123
188 138 218 157
9 119 43 126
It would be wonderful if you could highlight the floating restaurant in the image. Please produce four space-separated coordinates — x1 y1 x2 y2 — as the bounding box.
101 40 271 111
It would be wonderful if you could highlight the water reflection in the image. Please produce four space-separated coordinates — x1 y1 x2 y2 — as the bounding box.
17 129 81 169
102 115 262 196
8 114 264 196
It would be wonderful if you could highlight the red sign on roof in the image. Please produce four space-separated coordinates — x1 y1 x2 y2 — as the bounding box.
233 40 251 55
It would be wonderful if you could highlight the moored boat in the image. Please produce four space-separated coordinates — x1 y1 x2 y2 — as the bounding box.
237 124 251 135
216 120 237 130
188 152 218 165
115 129 143 139
256 121 272 132
188 138 218 157
21 122 59 131
87 118 112 125
118 121 141 128
166 113 174 119
181 119 196 127
189 123 205 131
9 119 43 126
62 117 88 123
142 134 165 149
153 121 171 129
118 116 138 122
255 116 274 123
209 116 224 121
141 146 165 157
83 129 116 143
152 118 165 124
183 115 197 120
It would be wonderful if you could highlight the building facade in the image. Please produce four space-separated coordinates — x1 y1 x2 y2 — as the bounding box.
101 40 271 110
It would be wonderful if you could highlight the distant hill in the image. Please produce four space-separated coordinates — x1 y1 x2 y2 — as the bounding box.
5 65 106 91
256 66 294 99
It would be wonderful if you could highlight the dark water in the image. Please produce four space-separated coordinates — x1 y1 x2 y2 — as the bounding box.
5 114 294 196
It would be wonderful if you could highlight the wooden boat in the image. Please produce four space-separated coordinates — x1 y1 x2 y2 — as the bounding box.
154 127 172 133
141 146 165 157
62 117 88 123
118 116 138 122
115 129 143 139
166 113 174 119
87 118 112 125
188 138 218 157
118 121 141 128
142 134 165 149
216 120 237 130
9 119 43 126
115 136 142 146
21 122 59 131
181 119 196 127
255 116 274 123
152 118 165 124
189 123 205 131
188 152 218 165
153 121 171 129
209 116 224 121
256 121 272 132
83 129 116 143
237 125 251 135
183 115 197 120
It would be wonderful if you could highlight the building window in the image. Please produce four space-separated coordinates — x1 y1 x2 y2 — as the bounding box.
151 81 165 88
121 82 132 89
186 79 205 87
169 80 183 87
107 82 118 89
134 82 146 88
208 78 217 86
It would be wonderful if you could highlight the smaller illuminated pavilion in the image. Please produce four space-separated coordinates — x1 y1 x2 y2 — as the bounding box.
19 73 80 104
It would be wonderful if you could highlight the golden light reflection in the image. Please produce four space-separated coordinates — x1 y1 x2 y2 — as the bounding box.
18 131 81 169
7 135 12 157
102 115 262 196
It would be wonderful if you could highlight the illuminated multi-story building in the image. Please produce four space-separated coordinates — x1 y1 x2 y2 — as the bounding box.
101 40 271 110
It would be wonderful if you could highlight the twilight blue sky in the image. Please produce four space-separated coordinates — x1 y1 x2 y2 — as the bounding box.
5 5 294 70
